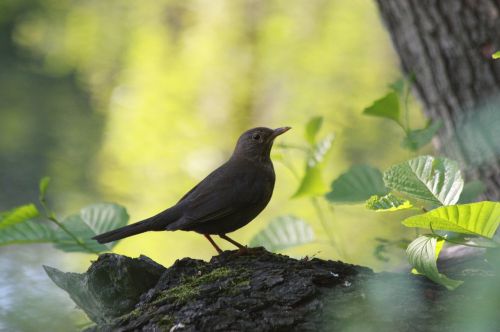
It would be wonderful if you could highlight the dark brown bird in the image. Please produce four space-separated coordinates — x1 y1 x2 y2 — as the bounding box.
92 126 291 253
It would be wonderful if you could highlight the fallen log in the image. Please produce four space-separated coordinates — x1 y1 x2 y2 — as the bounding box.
44 248 499 331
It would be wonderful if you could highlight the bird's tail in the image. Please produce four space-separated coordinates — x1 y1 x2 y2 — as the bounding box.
92 207 181 244
92 218 157 244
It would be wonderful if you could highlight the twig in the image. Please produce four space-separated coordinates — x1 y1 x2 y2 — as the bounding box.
39 197 100 255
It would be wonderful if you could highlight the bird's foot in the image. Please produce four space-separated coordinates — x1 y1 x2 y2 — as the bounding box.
235 246 266 256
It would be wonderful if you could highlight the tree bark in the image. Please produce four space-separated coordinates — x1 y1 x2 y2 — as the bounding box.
45 250 499 331
375 0 500 200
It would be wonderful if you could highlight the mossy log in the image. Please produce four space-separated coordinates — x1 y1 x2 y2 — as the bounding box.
44 249 500 331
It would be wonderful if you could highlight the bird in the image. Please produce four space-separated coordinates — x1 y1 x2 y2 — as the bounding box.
92 126 291 254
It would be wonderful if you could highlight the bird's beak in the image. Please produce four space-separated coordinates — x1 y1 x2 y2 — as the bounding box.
270 126 291 140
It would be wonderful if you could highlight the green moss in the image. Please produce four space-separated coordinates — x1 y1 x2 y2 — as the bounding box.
234 279 250 288
225 278 250 296
119 307 142 322
156 315 174 328
157 283 199 304
118 267 251 324
153 267 237 305
194 266 234 283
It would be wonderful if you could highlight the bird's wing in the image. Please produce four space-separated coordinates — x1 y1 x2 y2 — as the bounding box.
169 161 264 229
176 182 200 204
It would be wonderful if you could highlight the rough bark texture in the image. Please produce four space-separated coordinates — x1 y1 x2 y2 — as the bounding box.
45 249 500 331
375 0 500 200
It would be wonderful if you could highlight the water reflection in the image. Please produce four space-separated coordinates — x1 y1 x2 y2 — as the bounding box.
0 246 87 331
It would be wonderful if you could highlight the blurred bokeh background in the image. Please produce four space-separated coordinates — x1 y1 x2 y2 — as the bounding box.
0 0 429 330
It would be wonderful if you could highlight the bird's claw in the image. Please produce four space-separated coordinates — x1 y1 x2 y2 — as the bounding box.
235 246 265 256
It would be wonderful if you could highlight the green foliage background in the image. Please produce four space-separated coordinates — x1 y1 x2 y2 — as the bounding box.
0 0 428 330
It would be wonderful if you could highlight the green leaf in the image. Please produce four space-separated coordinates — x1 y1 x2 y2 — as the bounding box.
446 233 500 248
458 180 486 203
304 116 323 145
407 235 463 290
270 151 284 162
0 220 55 246
401 120 442 151
0 204 39 229
374 237 411 262
366 193 413 212
80 203 129 237
39 176 51 201
293 134 334 198
326 165 388 203
492 51 500 59
363 92 401 127
54 215 109 253
403 201 500 238
249 215 315 252
54 203 129 253
389 75 415 97
293 167 326 198
388 78 405 96
383 155 464 206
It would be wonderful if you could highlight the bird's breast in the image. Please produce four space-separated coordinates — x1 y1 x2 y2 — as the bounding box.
236 163 275 205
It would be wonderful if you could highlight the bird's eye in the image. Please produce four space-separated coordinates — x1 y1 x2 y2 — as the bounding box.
252 133 261 141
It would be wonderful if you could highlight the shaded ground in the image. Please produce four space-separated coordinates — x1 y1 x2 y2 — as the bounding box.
45 249 500 331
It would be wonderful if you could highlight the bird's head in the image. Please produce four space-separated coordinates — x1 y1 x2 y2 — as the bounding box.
232 127 291 161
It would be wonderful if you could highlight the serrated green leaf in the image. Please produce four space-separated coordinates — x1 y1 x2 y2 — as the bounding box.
0 204 39 229
401 120 442 151
407 235 463 290
80 203 129 237
326 165 388 203
383 155 464 206
304 116 323 145
366 193 413 212
249 216 315 252
403 201 500 238
293 134 334 198
39 177 51 201
363 92 401 127
458 180 486 203
54 203 129 253
54 215 109 253
0 220 55 246
493 51 500 59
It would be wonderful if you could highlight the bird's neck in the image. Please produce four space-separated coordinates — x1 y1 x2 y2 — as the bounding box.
230 153 273 165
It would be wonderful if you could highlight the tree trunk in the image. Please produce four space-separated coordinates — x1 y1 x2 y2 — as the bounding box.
375 0 500 200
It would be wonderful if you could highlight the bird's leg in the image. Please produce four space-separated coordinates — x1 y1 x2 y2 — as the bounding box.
204 234 223 254
219 234 246 250
219 234 265 255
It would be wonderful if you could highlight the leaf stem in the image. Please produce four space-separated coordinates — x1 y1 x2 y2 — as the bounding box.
39 197 99 255
278 153 301 180
440 237 492 249
403 80 411 133
429 223 495 249
311 197 341 255
279 153 344 257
